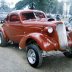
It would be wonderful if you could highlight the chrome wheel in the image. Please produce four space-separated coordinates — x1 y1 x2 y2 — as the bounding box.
26 44 43 67
27 49 36 64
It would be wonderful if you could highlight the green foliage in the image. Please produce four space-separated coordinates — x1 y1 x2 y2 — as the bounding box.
15 0 63 14
15 1 23 10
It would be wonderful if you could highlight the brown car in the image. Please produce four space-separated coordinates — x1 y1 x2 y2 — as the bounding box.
0 9 72 68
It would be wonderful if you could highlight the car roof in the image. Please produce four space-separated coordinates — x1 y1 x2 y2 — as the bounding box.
10 9 44 14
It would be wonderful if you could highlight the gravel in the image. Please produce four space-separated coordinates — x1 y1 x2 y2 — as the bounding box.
0 44 72 72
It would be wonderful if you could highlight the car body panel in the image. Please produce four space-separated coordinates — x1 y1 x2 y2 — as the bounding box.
19 33 59 51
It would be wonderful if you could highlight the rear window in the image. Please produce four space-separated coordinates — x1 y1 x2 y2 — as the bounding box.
10 14 20 22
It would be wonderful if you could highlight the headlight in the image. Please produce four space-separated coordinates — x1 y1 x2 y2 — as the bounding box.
48 27 53 33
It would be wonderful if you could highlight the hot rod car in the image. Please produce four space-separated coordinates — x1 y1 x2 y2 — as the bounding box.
0 9 72 68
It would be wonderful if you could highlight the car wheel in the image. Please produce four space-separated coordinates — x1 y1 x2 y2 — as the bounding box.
63 51 72 58
0 32 7 46
26 44 43 68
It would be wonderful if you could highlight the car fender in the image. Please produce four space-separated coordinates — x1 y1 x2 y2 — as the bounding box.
19 33 58 51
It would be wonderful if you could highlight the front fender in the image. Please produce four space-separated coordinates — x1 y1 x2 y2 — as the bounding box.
19 33 59 51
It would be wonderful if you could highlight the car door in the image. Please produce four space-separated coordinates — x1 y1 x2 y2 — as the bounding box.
4 13 24 43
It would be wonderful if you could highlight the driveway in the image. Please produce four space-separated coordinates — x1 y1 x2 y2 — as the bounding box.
0 44 72 72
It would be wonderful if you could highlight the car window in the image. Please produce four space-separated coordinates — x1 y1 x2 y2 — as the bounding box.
21 12 35 20
34 12 45 18
9 14 20 22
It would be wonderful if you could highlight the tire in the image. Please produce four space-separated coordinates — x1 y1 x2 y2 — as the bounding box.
63 51 72 58
0 32 7 47
26 44 43 68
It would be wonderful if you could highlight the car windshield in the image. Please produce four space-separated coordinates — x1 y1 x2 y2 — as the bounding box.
21 11 46 21
34 12 45 18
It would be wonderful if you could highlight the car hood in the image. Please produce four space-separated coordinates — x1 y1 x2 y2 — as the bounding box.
22 18 63 27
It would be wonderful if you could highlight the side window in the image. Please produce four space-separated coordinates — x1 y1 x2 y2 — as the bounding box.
10 14 20 22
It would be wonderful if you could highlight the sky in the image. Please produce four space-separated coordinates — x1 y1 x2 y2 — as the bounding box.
4 0 21 8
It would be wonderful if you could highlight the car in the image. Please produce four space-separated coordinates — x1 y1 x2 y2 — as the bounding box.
0 20 5 24
0 9 72 68
56 14 61 21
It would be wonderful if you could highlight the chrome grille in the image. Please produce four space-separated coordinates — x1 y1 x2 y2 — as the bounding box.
56 24 68 49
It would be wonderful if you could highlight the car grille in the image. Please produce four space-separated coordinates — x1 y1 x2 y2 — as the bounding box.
56 24 68 49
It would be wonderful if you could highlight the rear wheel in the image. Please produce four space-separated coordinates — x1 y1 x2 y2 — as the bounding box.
0 32 7 47
26 44 43 68
63 51 72 58
63 47 72 58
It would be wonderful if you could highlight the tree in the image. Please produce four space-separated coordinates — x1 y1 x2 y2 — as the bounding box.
0 0 10 12
15 0 31 10
15 0 63 14
30 0 58 13
56 1 63 14
15 1 24 10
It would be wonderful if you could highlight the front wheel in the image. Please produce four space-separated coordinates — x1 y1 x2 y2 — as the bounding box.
26 44 43 68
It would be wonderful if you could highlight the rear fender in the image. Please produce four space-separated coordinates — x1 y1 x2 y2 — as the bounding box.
0 28 7 39
19 33 58 51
